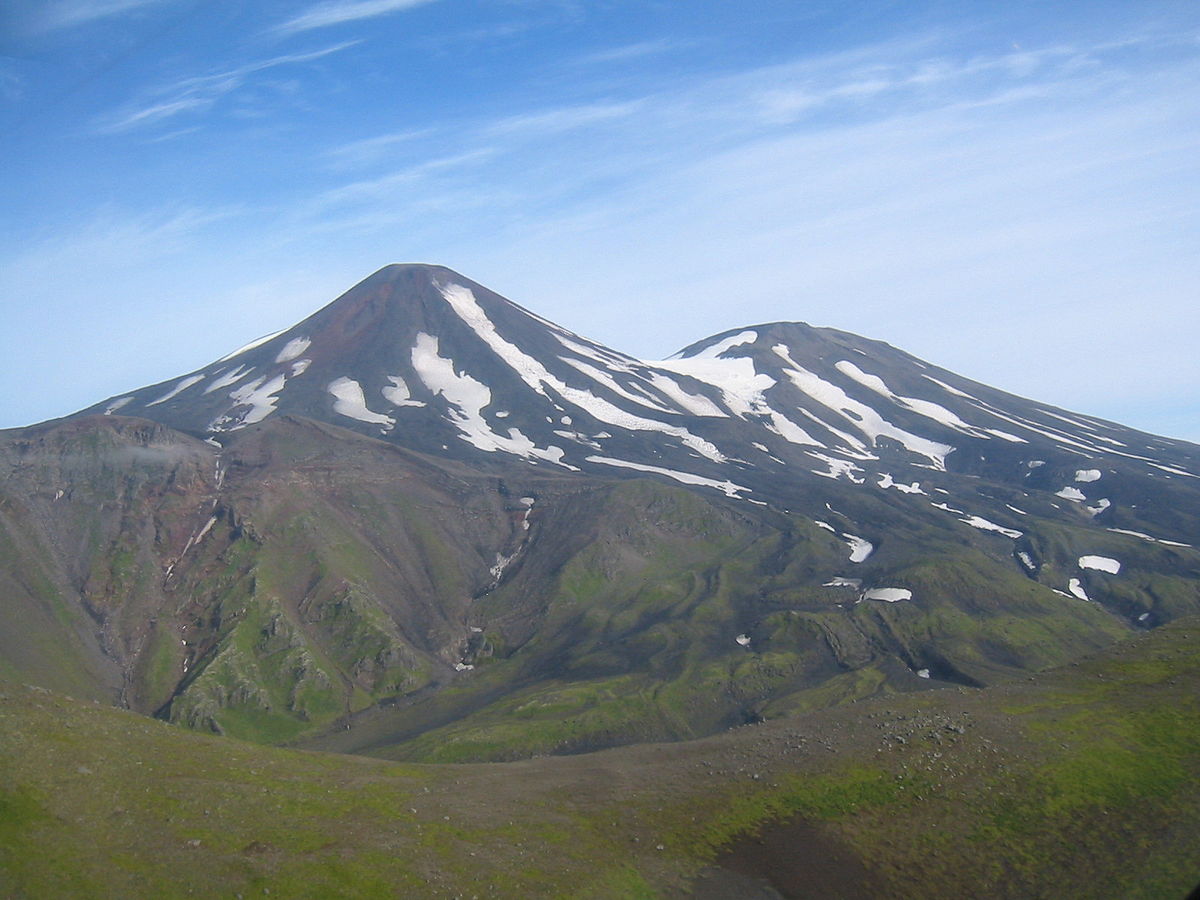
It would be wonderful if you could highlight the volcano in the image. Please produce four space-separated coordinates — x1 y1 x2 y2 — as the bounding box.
1 263 1196 759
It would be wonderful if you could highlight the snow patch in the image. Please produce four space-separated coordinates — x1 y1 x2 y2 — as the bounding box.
809 453 865 483
823 577 861 588
381 374 425 407
1106 528 1191 548
644 372 727 417
655 356 820 449
1079 555 1121 574
411 332 570 467
774 346 952 468
1075 469 1102 483
584 456 748 498
1055 486 1086 502
735 633 751 647
104 396 134 415
682 330 758 359
836 360 1016 441
554 429 603 450
217 329 285 362
960 516 1022 539
274 337 311 364
328 377 396 429
439 283 726 462
1067 578 1090 601
147 375 204 407
1149 462 1199 478
179 515 218 560
921 375 975 399
559 356 676 414
863 587 912 603
209 373 287 431
877 473 924 494
844 534 874 563
205 366 253 394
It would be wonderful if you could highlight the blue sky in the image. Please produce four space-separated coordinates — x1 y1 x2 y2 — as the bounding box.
2 0 1198 441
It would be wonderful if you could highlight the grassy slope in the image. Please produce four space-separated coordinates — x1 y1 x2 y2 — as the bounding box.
345 482 1136 763
3 617 1198 899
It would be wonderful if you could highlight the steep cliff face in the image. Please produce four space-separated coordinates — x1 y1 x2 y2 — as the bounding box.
0 417 212 703
0 415 522 738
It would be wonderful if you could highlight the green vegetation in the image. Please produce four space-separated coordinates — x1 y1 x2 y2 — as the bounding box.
3 618 1198 898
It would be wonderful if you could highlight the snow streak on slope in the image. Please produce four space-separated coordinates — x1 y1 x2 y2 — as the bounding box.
411 332 571 467
1079 555 1121 574
437 282 726 463
205 366 253 394
275 337 311 364
209 374 286 431
835 360 1024 442
217 329 286 362
653 356 822 447
328 377 395 429
557 356 677 415
382 375 425 407
773 345 953 468
147 375 205 406
77 265 1200 523
584 456 749 498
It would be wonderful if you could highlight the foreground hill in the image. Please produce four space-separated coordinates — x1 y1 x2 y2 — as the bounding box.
1 264 1198 759
3 617 1198 898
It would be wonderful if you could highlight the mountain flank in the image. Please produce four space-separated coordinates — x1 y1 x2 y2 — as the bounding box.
1 263 1197 761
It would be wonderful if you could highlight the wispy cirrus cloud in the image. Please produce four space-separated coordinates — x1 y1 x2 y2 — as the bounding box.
314 148 495 210
96 41 357 132
274 0 440 36
483 100 643 138
300 27 1194 434
15 0 173 33
0 61 23 100
571 39 683 67
324 128 437 169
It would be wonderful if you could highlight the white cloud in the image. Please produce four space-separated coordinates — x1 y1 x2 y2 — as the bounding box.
96 41 358 132
7 15 1199 443
483 101 643 137
275 0 440 36
324 129 437 168
314 149 496 210
572 39 682 67
31 0 171 31
364 31 1195 438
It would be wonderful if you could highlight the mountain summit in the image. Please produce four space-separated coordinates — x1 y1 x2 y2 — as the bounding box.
4 264 1198 758
79 263 1200 510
